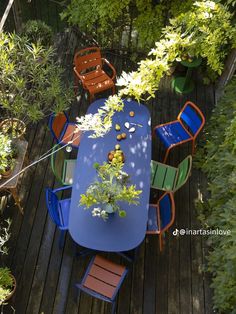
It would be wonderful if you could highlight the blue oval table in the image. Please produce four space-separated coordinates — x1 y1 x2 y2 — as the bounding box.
68 98 151 252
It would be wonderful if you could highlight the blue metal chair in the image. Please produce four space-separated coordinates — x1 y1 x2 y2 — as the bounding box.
147 192 175 251
75 255 128 314
45 186 72 248
48 112 82 148
153 101 205 163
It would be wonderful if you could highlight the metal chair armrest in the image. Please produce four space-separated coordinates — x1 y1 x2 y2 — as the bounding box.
102 58 116 80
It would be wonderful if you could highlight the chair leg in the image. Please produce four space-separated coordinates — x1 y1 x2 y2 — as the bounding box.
74 76 79 96
159 233 163 251
112 86 115 95
59 230 65 249
163 147 171 163
192 139 195 155
111 300 117 314
89 93 94 103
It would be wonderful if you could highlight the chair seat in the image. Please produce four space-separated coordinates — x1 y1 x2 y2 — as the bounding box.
63 159 76 185
60 124 82 147
58 198 71 229
155 121 191 148
147 205 159 233
82 255 127 300
82 69 114 94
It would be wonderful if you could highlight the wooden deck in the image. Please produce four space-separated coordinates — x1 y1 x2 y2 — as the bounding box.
1 38 215 314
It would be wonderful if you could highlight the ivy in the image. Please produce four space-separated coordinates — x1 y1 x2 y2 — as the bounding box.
196 76 236 313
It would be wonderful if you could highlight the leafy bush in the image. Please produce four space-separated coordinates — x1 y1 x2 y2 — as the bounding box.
0 32 71 126
116 1 236 101
0 133 15 175
21 20 53 46
196 76 236 313
0 267 14 305
61 0 195 50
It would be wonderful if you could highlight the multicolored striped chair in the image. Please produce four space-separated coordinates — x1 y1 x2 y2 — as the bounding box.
147 192 175 250
151 155 192 192
153 101 205 163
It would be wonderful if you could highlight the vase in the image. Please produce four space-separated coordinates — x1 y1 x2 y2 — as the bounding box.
104 204 115 214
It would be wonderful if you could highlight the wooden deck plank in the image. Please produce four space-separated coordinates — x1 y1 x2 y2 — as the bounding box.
1 51 216 314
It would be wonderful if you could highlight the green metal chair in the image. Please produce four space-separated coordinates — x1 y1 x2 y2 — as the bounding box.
51 144 76 185
151 155 192 192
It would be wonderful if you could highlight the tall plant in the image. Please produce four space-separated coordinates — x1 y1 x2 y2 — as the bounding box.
195 76 236 313
61 0 194 51
0 32 71 127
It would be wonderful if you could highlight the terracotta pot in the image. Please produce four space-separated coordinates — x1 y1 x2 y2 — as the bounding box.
3 274 17 303
0 167 13 179
0 118 26 139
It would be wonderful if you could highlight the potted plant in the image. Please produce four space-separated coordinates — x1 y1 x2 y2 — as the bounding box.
0 133 16 179
0 219 16 306
0 267 16 305
0 32 71 138
80 161 142 220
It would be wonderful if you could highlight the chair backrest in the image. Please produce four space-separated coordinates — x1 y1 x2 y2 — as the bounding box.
158 192 175 233
45 188 62 227
151 160 177 192
48 112 68 142
174 155 192 192
74 47 102 74
178 101 205 138
51 145 66 185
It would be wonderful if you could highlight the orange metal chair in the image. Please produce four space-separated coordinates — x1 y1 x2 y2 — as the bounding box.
146 192 175 251
48 112 82 148
73 47 116 102
153 101 205 163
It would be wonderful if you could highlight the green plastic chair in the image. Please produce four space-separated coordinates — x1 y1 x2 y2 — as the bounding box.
51 144 76 185
151 155 192 192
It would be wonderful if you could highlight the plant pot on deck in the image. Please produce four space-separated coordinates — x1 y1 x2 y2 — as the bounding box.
0 118 26 139
0 268 17 305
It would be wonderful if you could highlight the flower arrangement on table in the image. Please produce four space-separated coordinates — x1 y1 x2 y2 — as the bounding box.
80 161 142 220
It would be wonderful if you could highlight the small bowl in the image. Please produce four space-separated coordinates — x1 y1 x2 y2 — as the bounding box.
108 150 125 163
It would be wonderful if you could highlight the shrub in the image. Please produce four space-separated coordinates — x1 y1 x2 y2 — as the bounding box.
0 32 71 126
21 20 53 46
196 76 236 313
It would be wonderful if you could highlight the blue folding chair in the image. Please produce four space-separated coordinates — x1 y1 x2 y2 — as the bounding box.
48 112 82 148
75 255 128 314
45 186 72 248
153 101 205 163
147 192 175 251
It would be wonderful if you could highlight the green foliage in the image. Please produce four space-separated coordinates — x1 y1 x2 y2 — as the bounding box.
21 20 53 46
0 267 13 305
196 76 236 313
62 0 192 50
0 32 71 126
0 133 15 174
0 219 11 255
116 1 236 101
80 161 142 220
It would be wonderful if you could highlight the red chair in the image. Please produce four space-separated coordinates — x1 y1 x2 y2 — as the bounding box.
146 192 175 251
73 47 116 102
48 112 82 148
76 255 128 314
153 101 205 163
